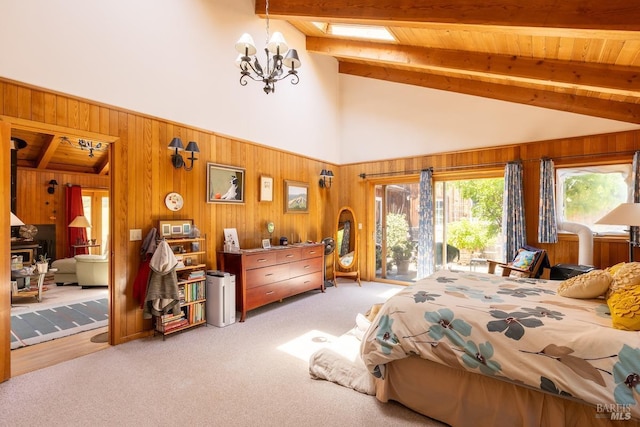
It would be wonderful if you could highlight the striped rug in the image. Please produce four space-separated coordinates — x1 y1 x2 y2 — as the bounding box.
11 298 108 349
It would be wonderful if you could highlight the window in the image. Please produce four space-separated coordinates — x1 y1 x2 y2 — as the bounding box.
556 164 632 234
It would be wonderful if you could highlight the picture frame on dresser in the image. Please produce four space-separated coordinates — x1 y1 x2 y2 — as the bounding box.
284 180 308 213
207 162 245 203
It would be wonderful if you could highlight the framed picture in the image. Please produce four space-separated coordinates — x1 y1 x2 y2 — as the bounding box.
207 163 245 203
223 228 240 251
261 239 271 249
260 176 273 202
159 219 193 238
284 180 309 213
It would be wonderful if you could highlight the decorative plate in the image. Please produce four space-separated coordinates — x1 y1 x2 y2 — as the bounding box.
165 192 184 211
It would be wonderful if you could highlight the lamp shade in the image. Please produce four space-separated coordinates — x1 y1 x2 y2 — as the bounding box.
69 215 92 228
595 203 640 227
168 137 184 151
185 141 200 153
10 212 24 226
267 32 288 54
235 33 257 56
282 49 301 69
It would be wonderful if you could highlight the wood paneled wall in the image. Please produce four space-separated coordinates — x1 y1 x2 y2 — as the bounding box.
340 130 640 279
1 122 11 382
0 78 338 356
15 168 109 258
2 75 640 377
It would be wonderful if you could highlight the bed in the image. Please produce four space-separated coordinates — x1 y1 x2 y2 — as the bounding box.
360 269 640 426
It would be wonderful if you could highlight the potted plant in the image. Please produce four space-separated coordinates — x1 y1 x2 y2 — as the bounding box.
390 241 416 275
36 254 50 274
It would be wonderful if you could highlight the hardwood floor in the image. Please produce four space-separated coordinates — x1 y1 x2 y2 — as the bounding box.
11 326 109 377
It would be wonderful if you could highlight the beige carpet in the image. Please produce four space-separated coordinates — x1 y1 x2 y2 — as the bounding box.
1 281 447 427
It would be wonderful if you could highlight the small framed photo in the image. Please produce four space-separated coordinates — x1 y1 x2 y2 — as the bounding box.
260 176 273 202
223 228 240 251
182 223 191 235
284 180 309 213
171 225 182 236
262 239 271 249
191 242 200 252
161 224 171 237
207 163 245 203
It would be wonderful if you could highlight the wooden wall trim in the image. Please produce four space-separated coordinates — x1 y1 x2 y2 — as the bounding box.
1 122 11 382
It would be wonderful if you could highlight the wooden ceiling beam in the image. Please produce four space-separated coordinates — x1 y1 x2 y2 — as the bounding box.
259 0 640 31
307 38 640 98
35 134 57 169
339 61 640 124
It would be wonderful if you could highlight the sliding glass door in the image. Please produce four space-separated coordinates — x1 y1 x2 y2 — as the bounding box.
374 182 420 283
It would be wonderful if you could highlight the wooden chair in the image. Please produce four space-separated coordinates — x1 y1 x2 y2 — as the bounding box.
487 246 550 278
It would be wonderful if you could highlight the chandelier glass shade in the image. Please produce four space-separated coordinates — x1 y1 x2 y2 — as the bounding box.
235 1 301 94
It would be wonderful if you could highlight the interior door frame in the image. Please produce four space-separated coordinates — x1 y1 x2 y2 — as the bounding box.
1 118 116 380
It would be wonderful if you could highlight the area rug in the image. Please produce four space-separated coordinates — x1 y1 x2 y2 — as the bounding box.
11 298 108 350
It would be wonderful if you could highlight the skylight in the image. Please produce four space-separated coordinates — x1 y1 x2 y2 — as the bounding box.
312 22 395 42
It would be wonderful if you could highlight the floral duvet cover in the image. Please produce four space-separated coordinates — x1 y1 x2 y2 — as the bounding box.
360 270 640 418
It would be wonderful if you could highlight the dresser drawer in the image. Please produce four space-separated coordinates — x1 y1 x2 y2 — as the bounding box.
244 251 277 269
246 282 287 309
301 245 323 259
289 257 323 277
276 247 301 263
245 263 289 288
283 271 323 298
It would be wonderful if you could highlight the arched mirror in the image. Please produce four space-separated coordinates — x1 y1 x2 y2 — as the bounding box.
334 206 361 286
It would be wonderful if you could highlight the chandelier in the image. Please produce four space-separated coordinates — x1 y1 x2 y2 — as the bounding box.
235 0 301 94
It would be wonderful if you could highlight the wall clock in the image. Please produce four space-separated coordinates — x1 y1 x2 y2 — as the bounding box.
165 192 184 211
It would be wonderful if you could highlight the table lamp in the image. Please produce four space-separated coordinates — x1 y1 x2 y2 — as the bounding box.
10 212 25 226
69 215 92 244
595 203 640 262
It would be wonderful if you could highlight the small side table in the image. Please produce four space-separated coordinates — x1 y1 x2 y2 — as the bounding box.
72 243 101 255
11 270 47 302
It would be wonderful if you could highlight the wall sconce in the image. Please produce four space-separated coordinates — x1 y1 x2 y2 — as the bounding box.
47 179 58 194
319 169 334 189
168 137 200 171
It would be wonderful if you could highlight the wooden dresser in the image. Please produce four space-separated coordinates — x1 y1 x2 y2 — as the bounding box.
217 243 324 321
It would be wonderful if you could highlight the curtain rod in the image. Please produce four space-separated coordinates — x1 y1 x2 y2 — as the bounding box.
359 161 506 179
359 149 639 179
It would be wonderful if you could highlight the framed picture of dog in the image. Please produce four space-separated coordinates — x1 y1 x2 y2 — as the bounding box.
207 163 245 203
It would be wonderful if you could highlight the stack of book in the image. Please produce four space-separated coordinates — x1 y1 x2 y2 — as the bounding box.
187 270 205 280
156 312 189 333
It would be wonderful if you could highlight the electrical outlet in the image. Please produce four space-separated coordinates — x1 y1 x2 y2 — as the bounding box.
130 229 142 241
358 223 363 229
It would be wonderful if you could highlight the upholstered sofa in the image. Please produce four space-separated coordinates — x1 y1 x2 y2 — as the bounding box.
51 254 108 287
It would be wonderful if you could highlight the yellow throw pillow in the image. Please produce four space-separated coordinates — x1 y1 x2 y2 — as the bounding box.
606 262 626 276
607 287 640 331
557 269 612 299
608 262 640 297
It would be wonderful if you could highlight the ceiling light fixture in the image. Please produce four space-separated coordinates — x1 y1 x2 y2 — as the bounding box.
235 0 301 94
61 136 107 158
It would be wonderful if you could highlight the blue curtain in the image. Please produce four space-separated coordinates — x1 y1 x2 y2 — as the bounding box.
417 169 435 279
632 152 640 245
503 162 526 262
538 159 558 243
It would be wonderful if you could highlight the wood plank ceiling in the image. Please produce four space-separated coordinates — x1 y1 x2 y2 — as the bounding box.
259 0 640 124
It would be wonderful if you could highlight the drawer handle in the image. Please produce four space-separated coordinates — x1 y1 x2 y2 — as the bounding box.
308 251 316 255
286 254 294 258
257 258 268 263
265 273 273 277
266 291 274 295
303 265 310 269
303 280 311 284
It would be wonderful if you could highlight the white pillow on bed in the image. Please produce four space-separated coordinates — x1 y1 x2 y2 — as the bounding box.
557 269 611 299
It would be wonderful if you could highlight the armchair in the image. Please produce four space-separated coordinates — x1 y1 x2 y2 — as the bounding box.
75 254 108 287
487 245 550 278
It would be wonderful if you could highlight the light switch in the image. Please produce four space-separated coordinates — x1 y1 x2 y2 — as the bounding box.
130 229 142 241
358 223 363 229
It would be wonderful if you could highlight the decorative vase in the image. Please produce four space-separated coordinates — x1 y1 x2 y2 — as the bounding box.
36 262 48 274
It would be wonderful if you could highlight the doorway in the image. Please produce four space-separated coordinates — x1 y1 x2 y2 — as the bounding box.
7 121 114 376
